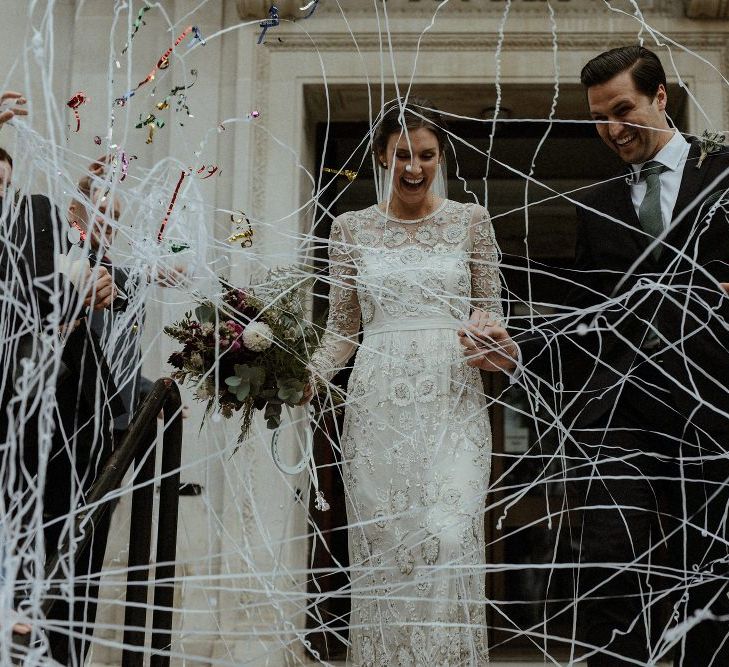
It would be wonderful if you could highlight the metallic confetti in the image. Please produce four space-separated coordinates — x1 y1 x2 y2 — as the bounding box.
155 70 198 116
158 170 186 242
258 5 280 44
229 210 253 248
66 92 88 132
136 113 165 143
116 25 193 106
323 167 358 183
196 165 219 179
189 26 206 48
121 3 153 55
119 151 137 181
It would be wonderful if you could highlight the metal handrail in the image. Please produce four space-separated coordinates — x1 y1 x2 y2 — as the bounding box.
36 378 183 667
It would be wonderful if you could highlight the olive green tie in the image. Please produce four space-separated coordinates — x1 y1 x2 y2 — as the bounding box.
638 161 668 259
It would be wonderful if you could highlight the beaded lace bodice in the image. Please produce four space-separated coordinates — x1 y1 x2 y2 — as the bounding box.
311 199 503 380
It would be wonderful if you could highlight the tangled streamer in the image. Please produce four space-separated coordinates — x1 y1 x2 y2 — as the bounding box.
1 3 728 667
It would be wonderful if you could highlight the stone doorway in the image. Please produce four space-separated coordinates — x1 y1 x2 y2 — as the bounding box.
303 81 687 662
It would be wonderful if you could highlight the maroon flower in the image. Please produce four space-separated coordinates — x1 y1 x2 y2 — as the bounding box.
227 320 244 335
168 351 185 369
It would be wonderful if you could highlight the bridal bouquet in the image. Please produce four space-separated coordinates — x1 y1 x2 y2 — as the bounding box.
164 272 319 440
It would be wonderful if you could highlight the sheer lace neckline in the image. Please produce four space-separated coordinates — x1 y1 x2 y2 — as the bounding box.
373 199 448 224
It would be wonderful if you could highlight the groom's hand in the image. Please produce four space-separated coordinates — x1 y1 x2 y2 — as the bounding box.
458 311 518 372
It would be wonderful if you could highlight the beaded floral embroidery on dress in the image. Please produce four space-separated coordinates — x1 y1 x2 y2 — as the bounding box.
311 200 503 666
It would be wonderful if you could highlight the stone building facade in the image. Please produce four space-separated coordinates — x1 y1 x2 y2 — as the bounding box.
1 1 728 665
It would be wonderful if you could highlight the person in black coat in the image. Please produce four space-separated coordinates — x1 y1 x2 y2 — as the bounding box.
68 157 151 441
0 132 124 663
460 47 729 666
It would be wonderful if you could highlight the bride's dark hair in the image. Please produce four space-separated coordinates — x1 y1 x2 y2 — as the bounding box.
372 97 448 167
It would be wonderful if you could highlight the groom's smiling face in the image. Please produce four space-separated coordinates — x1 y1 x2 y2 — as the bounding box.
587 69 672 165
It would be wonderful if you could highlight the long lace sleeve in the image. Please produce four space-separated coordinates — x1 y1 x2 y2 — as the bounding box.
469 203 504 325
309 215 361 385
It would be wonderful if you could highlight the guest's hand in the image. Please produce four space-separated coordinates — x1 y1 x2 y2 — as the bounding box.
155 264 188 287
77 154 111 198
58 319 82 335
458 310 518 372
69 154 112 230
721 282 729 294
0 91 28 126
83 266 117 310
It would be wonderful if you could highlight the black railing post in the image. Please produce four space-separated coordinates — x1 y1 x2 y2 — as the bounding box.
34 378 183 664
150 387 183 667
41 379 169 615
121 439 156 667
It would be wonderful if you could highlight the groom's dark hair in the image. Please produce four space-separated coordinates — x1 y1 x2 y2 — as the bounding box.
580 45 667 99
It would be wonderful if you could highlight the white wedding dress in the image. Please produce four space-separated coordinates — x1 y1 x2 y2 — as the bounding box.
311 199 503 666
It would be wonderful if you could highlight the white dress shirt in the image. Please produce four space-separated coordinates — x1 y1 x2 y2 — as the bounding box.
629 130 690 229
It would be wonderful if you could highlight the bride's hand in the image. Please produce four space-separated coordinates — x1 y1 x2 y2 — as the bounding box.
297 382 314 406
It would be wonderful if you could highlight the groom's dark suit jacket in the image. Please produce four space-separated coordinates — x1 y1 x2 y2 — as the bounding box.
518 139 729 434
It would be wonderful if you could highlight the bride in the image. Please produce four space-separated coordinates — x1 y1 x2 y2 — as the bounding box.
308 97 508 665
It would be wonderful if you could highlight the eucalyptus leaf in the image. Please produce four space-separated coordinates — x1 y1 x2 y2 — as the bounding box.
280 389 304 406
274 377 303 406
232 364 266 393
195 304 215 324
233 383 250 401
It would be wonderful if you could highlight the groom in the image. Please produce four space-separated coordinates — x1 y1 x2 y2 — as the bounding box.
462 46 729 665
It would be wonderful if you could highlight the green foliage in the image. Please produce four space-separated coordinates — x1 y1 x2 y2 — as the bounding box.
276 377 305 406
165 274 322 443
195 303 216 324
225 364 265 401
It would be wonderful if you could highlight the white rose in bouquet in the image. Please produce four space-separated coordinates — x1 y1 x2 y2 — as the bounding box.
242 321 273 351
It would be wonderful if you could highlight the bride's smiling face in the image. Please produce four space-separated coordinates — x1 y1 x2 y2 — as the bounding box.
380 127 442 209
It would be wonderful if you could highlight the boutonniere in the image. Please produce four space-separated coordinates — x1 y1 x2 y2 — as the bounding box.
697 130 725 169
